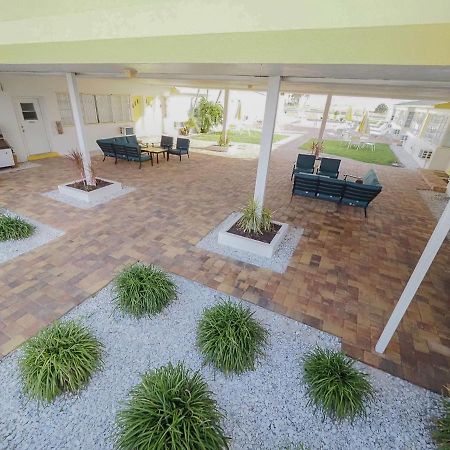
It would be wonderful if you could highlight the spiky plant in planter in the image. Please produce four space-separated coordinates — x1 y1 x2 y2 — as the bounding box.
0 214 35 241
20 321 102 402
303 347 374 421
115 263 177 317
116 363 229 449
433 389 450 450
197 300 268 374
237 199 273 235
66 148 97 190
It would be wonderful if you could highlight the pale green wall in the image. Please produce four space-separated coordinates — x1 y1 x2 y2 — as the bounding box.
0 0 450 44
1 24 450 66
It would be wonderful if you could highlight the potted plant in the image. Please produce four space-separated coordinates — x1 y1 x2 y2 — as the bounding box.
218 199 289 258
58 149 123 202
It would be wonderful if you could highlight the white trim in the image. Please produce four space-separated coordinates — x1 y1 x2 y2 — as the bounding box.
253 76 281 213
375 199 450 353
66 72 94 185
318 94 332 142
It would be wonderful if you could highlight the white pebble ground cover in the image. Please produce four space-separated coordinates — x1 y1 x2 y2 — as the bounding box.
0 275 442 450
197 212 303 273
0 209 64 264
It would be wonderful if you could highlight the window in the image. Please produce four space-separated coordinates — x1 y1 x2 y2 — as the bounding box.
111 95 131 122
409 112 426 136
404 111 415 128
20 103 38 121
56 93 74 126
95 95 113 123
423 114 448 145
81 94 99 124
56 92 131 125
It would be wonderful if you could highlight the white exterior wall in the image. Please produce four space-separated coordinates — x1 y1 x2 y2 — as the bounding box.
0 74 168 162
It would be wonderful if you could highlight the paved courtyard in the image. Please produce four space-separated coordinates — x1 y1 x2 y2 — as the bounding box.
0 137 448 393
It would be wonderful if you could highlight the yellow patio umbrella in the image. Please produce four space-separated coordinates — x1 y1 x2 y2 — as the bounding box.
345 106 353 122
357 111 369 134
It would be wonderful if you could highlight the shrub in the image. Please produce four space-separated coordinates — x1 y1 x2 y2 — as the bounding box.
0 214 35 241
116 363 228 449
20 321 102 402
237 199 272 235
197 300 268 374
115 263 177 317
433 390 450 450
193 97 223 133
303 347 374 421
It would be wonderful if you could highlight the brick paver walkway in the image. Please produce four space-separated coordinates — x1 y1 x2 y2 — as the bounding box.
0 138 448 392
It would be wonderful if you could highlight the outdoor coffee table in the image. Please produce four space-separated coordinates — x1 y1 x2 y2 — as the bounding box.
147 147 167 164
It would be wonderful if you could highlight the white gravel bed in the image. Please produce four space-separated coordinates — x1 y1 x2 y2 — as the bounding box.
0 209 64 264
197 212 303 273
42 186 135 209
0 275 442 450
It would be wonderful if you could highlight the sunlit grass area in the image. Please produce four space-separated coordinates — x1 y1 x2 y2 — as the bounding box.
300 139 398 165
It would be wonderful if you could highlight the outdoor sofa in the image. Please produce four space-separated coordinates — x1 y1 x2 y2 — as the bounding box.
96 135 152 168
291 169 382 217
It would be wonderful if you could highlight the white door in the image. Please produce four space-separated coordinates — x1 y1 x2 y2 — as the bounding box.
16 97 51 156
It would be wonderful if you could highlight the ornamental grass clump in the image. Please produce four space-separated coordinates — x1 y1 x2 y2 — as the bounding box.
237 199 272 235
197 300 268 374
115 263 177 317
303 347 374 421
433 390 450 450
20 321 102 402
0 214 35 241
116 363 229 450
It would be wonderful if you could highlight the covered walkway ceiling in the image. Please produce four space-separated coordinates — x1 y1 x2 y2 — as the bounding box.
0 1 449 100
0 62 449 101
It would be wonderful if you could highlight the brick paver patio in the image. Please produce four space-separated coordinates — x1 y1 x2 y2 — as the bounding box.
0 137 448 393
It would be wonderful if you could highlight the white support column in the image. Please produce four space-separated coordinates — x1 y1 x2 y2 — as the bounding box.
65 72 94 185
222 88 230 140
253 76 281 213
375 199 450 353
317 94 332 142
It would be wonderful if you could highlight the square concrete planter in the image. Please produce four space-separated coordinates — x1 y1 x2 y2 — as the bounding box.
218 214 289 258
58 178 123 203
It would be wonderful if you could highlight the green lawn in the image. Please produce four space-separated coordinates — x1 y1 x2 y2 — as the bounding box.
192 130 287 145
300 139 397 166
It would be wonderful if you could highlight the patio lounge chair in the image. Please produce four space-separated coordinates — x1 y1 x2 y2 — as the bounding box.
291 154 316 180
291 170 382 217
316 157 341 178
167 138 190 161
160 135 174 150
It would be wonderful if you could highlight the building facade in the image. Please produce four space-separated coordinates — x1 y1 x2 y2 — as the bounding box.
391 101 450 173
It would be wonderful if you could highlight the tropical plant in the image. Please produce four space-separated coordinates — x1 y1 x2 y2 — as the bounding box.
115 263 177 317
193 97 223 133
180 116 198 135
237 199 272 235
197 300 268 374
303 347 374 421
20 321 102 402
67 148 97 188
116 363 229 449
0 214 35 241
374 103 389 114
433 389 450 449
